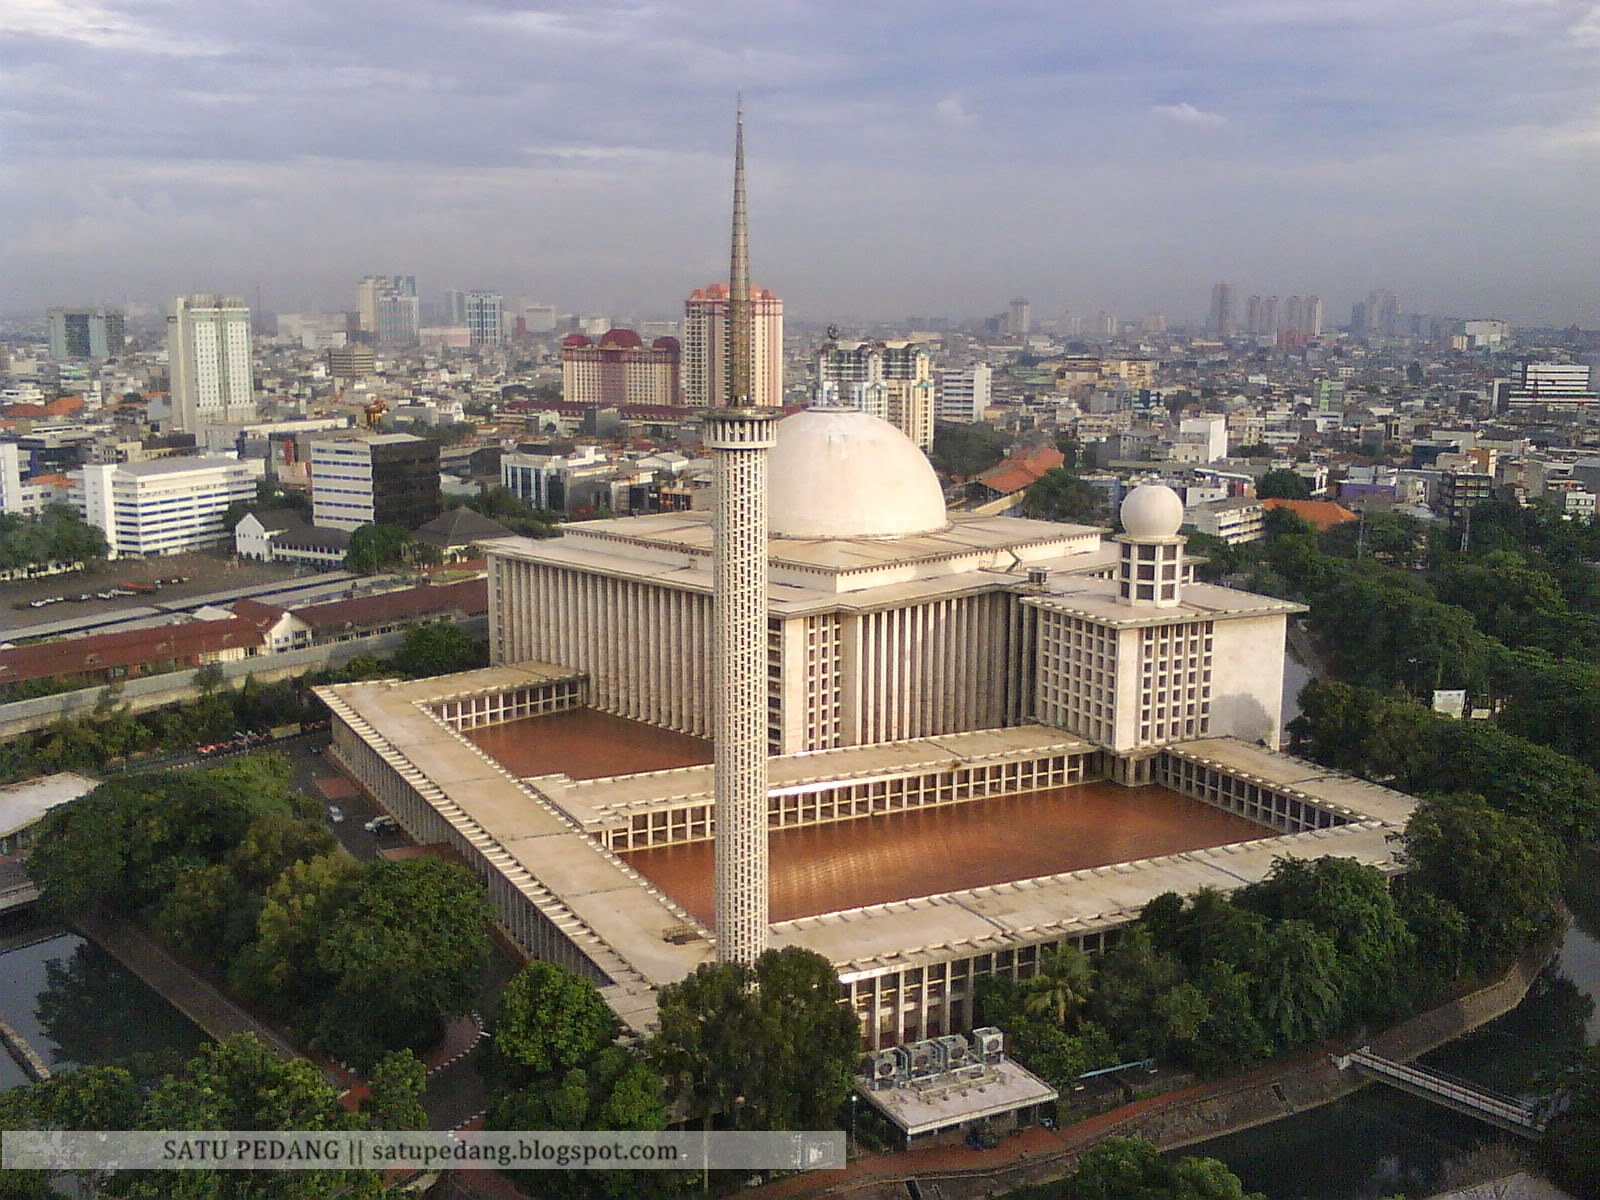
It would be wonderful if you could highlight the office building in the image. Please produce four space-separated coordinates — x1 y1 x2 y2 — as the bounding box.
356 275 419 345
561 330 681 407
309 434 442 533
71 457 258 557
47 308 125 361
464 292 504 347
167 295 256 432
816 340 936 450
1502 362 1596 412
682 283 783 408
936 365 993 424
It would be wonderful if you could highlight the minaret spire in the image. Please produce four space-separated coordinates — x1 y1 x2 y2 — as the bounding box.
727 101 753 407
705 101 779 967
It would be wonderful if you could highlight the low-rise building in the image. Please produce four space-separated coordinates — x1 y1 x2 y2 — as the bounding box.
69 457 259 557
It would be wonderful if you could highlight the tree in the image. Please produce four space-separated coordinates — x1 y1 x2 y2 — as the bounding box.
364 1049 429 1131
1024 468 1107 524
1089 927 1206 1059
128 1035 381 1200
651 947 858 1132
1022 945 1096 1027
229 853 362 1018
1061 1137 1251 1200
491 961 619 1086
930 422 1010 480
1250 919 1348 1050
392 622 490 678
1395 794 1565 973
1237 856 1413 1022
1540 1044 1600 1198
1255 469 1311 500
344 522 418 574
313 857 491 1068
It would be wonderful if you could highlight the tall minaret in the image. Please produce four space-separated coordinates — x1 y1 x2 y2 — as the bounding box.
704 107 781 966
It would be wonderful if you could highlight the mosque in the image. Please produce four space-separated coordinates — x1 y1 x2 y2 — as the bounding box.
316 120 1417 1069
318 409 1416 1050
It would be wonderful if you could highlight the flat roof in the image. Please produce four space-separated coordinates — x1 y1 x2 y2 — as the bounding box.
860 1059 1059 1137
0 772 98 837
324 666 1416 1032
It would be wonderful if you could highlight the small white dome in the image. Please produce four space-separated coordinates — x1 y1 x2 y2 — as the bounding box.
1120 484 1185 539
769 408 949 539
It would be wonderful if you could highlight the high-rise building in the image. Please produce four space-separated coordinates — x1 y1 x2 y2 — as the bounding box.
167 295 255 432
1208 282 1236 335
936 365 993 424
816 340 936 450
47 307 125 361
1305 296 1324 336
561 330 681 407
464 292 504 347
356 275 419 345
310 434 442 533
1007 298 1032 337
682 284 783 408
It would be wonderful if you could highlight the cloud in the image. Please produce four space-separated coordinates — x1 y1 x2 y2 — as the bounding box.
2 0 221 54
935 92 976 130
1152 102 1228 129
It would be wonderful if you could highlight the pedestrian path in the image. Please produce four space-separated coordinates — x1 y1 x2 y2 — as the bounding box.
76 914 346 1087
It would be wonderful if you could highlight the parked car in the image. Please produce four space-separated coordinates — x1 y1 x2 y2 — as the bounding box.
364 815 396 834
328 806 345 824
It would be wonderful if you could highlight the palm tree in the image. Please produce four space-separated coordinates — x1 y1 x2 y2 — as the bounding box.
1022 945 1095 1028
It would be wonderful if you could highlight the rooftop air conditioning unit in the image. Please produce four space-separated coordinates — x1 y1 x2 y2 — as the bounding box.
871 1050 902 1085
906 1041 937 1076
973 1027 1005 1060
937 1034 972 1068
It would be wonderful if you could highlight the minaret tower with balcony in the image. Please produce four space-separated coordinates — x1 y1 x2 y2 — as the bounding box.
705 107 781 966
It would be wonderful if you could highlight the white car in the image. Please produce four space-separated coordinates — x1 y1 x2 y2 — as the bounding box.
328 806 345 823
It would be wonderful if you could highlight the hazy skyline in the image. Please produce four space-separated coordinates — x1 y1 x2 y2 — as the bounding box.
3 0 1597 327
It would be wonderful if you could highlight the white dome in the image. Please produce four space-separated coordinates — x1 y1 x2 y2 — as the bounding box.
768 407 949 539
1120 484 1185 539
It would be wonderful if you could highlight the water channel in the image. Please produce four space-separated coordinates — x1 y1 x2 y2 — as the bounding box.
0 916 205 1090
1175 858 1600 1198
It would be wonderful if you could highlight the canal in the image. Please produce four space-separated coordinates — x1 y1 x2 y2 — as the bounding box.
0 915 205 1089
1175 850 1600 1198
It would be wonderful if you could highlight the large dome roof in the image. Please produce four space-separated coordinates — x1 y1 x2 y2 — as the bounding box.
769 407 949 539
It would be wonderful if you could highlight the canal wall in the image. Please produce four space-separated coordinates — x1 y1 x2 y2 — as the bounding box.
744 947 1552 1200
0 1014 51 1083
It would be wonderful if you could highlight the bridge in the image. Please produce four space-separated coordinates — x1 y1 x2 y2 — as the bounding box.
1332 1045 1548 1137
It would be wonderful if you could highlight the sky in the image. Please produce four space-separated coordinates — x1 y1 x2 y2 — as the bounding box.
2 0 1598 328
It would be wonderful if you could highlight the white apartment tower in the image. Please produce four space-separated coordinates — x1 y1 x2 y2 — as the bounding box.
167 295 256 432
683 284 783 408
936 365 993 424
817 340 936 450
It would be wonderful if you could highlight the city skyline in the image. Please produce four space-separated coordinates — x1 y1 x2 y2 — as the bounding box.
3 1 1598 326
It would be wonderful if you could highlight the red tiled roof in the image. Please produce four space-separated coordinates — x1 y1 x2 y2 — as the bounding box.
975 446 1066 495
0 618 264 687
1261 498 1359 530
291 579 487 632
